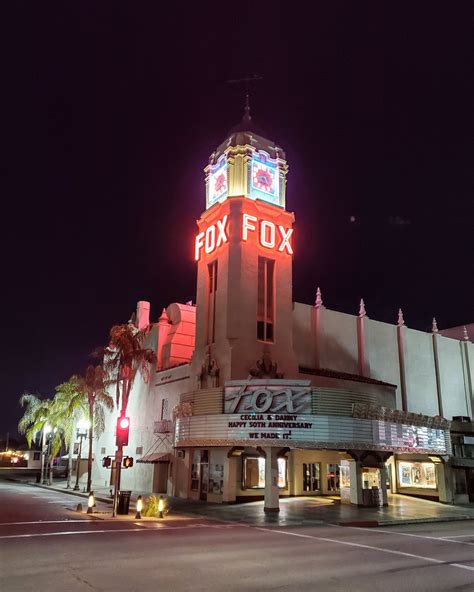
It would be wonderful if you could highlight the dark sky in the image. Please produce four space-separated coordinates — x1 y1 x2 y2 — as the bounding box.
1 3 473 436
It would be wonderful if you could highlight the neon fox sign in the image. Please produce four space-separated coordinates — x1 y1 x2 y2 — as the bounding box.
195 213 293 261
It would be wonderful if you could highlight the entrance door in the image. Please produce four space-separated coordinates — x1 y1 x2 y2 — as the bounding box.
152 462 169 493
467 469 474 503
303 463 321 492
200 463 209 500
327 464 340 493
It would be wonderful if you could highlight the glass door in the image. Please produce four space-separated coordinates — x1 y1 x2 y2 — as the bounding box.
327 464 340 493
303 463 321 492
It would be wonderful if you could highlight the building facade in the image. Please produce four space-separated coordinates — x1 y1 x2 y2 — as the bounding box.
93 114 474 510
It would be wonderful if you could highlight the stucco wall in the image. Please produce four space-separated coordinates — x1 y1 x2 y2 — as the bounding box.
292 302 313 369
93 363 191 494
365 318 402 407
319 308 359 374
403 328 439 415
437 335 470 420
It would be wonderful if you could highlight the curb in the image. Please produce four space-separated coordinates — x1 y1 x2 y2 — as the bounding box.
30 482 113 505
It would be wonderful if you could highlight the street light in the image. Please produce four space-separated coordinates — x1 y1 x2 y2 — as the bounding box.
74 419 91 491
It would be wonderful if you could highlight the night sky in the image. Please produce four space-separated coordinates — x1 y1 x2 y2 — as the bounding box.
1 3 473 437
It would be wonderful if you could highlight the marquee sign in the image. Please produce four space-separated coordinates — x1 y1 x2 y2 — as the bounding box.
175 414 451 454
195 213 293 261
224 380 311 414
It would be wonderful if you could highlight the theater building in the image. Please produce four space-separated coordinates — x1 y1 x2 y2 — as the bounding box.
93 112 474 510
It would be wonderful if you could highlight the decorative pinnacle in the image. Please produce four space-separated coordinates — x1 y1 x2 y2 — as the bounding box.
397 308 405 327
158 308 169 323
315 287 323 308
432 317 439 334
463 326 470 341
359 299 366 318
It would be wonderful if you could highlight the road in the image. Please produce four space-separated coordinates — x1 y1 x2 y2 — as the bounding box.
0 479 473 592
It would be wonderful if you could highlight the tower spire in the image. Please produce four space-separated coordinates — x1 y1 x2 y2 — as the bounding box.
397 308 405 327
315 287 323 308
243 91 251 124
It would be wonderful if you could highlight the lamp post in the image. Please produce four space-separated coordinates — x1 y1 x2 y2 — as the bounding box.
74 419 90 492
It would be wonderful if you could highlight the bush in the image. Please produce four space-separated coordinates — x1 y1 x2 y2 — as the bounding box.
143 494 168 517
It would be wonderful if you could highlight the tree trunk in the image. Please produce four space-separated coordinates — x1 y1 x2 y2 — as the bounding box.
40 429 46 484
87 398 94 492
66 425 74 488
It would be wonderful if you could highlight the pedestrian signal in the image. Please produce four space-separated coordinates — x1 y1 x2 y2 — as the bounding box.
123 456 134 469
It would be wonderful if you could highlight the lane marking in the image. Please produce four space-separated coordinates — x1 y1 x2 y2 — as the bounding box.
441 534 474 539
0 523 246 539
0 528 145 539
0 520 94 525
254 527 474 573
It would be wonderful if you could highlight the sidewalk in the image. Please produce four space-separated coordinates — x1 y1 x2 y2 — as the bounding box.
28 478 474 527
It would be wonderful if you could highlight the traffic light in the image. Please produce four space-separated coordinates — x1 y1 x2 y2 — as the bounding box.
102 456 112 468
123 456 134 469
116 416 130 447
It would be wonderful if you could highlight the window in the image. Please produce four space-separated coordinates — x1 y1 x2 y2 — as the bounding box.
397 461 437 489
257 257 274 342
33 452 40 461
207 261 218 344
136 447 143 455
100 447 106 455
243 457 287 489
161 398 169 420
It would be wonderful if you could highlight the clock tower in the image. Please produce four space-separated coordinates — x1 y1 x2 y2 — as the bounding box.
191 108 298 386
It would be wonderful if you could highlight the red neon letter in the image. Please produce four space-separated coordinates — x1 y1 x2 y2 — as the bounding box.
242 214 257 240
216 214 228 248
278 226 293 254
260 220 276 248
205 225 216 254
195 231 205 261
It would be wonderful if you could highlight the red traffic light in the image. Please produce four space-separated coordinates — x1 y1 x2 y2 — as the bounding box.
119 417 130 430
116 416 130 447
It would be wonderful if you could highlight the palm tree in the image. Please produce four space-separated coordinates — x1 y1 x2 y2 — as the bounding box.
72 366 114 492
53 379 88 488
101 322 154 415
18 394 59 484
98 322 154 507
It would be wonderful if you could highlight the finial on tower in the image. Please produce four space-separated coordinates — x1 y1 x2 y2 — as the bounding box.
315 287 323 308
359 299 366 318
243 92 251 123
158 308 169 323
397 308 405 327
432 317 439 334
463 326 470 341
227 74 262 126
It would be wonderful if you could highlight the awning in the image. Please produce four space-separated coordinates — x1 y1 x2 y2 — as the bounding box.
137 453 171 464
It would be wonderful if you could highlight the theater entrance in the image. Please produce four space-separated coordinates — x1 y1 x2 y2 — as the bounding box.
302 462 321 493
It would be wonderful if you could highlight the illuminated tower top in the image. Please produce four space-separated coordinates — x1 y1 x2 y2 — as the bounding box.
205 105 288 211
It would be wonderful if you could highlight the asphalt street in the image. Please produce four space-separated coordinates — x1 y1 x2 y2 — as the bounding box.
0 479 473 592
